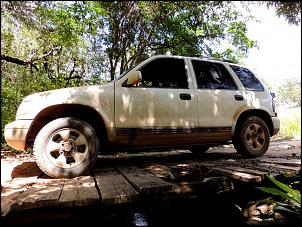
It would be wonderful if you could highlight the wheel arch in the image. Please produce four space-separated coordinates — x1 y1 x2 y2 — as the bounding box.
25 104 108 149
234 109 275 137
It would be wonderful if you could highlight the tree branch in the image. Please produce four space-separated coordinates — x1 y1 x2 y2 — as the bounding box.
1 47 62 71
1 54 27 65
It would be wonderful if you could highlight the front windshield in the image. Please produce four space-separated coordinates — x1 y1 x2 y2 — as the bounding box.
113 65 136 82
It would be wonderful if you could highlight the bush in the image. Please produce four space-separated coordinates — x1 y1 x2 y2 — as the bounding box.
272 107 301 140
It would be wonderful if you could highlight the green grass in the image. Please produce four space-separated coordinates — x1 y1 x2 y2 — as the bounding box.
272 107 301 141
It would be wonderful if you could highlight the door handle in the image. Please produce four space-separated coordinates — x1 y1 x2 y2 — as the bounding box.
234 95 243 101
180 93 191 100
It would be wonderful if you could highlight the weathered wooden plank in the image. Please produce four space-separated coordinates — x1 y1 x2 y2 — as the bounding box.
59 176 100 207
259 159 301 167
172 167 204 183
257 163 301 174
157 160 190 169
224 166 268 179
183 161 288 181
184 160 217 168
94 165 139 205
140 162 175 180
243 166 284 177
10 179 65 212
116 165 173 194
211 168 262 183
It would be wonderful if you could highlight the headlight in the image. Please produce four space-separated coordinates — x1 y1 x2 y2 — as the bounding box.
15 94 41 118
16 100 34 117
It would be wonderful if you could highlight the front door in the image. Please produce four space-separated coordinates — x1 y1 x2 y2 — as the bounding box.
115 57 199 147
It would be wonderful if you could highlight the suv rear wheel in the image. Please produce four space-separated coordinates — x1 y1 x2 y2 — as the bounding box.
33 117 99 178
232 116 270 158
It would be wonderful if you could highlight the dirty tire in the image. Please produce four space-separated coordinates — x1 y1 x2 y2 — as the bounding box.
33 117 99 178
232 116 270 158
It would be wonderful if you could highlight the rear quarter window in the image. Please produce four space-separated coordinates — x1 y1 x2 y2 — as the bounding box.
229 65 264 91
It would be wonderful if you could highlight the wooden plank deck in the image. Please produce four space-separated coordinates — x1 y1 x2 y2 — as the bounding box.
259 159 301 167
10 179 65 211
208 167 262 182
94 165 139 205
257 162 301 174
115 165 173 194
1 156 300 218
59 176 100 206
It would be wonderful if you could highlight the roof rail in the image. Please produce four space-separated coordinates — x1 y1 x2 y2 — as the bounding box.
204 57 236 64
221 59 236 63
184 55 236 64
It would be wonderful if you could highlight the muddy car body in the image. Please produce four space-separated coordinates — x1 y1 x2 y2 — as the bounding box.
4 55 280 178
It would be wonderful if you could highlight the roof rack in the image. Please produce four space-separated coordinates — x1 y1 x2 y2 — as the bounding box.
203 57 235 63
221 59 236 63
185 55 236 64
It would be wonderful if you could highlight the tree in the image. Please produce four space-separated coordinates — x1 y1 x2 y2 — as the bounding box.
1 1 259 81
1 1 88 145
1 1 89 86
82 1 260 80
264 1 301 26
275 78 301 108
244 1 301 26
2 1 300 82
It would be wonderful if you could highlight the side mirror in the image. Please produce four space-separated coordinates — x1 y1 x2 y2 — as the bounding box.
127 71 142 86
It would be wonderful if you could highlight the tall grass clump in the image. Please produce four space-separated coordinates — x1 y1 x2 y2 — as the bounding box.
273 107 301 140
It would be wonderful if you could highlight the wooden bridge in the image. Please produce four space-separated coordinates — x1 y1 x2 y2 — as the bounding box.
1 147 301 218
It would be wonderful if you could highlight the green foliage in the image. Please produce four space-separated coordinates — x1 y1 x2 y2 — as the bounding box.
1 78 22 143
256 173 301 215
273 107 301 140
77 1 259 79
275 78 301 108
264 1 301 26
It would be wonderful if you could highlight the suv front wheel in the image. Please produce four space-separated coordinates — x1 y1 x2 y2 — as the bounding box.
232 116 270 158
33 117 99 178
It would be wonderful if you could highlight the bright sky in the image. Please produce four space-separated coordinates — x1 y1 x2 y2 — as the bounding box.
243 4 301 89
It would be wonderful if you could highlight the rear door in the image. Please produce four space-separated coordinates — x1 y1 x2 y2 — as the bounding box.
189 59 246 139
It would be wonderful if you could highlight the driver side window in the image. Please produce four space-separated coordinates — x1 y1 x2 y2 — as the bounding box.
136 58 188 89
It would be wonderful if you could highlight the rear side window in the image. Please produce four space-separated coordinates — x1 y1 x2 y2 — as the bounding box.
229 65 264 91
192 60 237 90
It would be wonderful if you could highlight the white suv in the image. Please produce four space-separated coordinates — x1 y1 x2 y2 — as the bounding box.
4 55 280 178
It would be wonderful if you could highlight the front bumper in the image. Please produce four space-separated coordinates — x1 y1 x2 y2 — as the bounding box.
4 120 32 151
271 116 280 136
